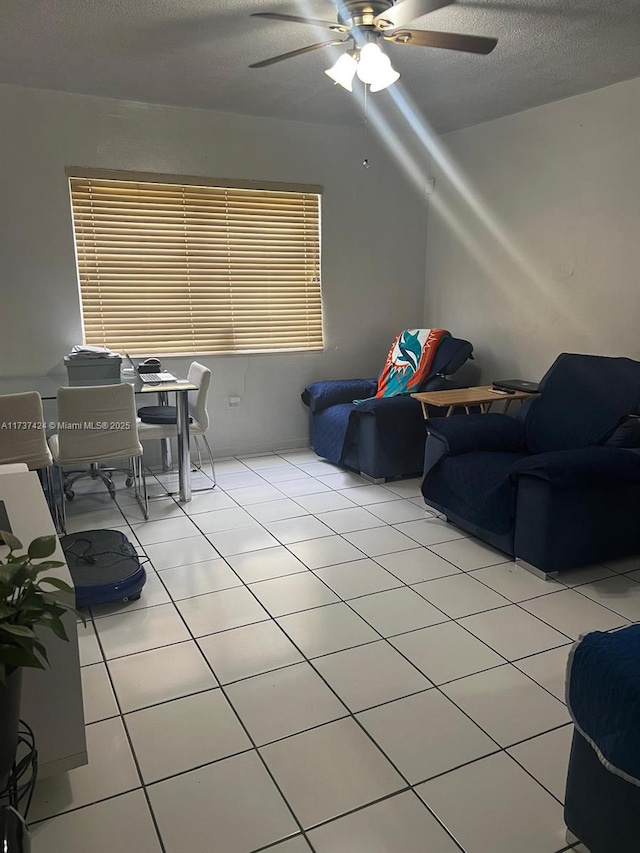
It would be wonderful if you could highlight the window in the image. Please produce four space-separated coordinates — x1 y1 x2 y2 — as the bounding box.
68 171 322 355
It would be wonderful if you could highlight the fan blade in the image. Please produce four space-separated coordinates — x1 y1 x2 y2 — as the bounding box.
384 28 497 54
249 40 346 69
251 13 349 33
373 0 453 30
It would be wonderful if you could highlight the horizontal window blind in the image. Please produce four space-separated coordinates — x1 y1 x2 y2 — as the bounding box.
69 175 323 355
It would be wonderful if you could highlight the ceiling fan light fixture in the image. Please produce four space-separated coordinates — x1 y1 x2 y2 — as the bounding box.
368 63 400 91
355 42 387 84
324 52 357 91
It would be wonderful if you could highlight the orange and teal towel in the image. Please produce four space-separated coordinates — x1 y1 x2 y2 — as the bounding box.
374 328 449 398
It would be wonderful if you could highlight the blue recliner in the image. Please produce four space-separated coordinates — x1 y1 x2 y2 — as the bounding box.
421 353 640 575
301 335 473 481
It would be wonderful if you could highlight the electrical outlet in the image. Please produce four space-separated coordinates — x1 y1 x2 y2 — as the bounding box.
225 396 241 409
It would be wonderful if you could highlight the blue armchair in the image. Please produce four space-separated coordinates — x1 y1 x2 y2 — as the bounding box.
421 353 640 576
301 335 474 481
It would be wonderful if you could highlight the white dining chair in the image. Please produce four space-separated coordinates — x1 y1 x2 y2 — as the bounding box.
0 392 57 523
136 362 216 491
48 383 148 530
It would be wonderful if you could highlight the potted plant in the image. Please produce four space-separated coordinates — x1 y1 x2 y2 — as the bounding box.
0 531 77 786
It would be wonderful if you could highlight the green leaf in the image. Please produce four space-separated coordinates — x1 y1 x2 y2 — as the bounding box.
40 577 75 595
0 645 43 669
28 536 57 559
0 623 36 639
0 530 22 551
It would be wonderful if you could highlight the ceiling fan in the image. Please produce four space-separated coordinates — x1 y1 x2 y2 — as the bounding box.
249 0 497 92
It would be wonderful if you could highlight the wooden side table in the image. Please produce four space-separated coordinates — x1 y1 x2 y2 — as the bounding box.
411 385 537 419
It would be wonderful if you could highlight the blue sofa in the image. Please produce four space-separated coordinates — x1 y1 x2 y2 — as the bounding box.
421 353 640 575
301 335 474 481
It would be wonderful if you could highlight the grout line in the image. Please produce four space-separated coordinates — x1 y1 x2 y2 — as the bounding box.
57 455 630 852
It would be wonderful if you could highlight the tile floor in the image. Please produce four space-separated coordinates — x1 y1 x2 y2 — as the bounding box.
29 449 640 853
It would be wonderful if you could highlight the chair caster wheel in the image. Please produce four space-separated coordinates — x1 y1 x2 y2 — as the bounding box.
125 477 134 488
65 489 75 500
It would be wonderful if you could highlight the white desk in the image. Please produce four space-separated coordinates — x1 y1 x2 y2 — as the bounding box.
0 469 87 778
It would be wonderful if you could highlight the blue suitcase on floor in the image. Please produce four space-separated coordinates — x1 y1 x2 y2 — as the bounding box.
60 529 147 608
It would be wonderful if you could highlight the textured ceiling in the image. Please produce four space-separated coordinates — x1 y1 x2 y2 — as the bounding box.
2 0 640 132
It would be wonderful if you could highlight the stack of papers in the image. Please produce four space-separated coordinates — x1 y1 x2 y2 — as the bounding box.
67 345 119 359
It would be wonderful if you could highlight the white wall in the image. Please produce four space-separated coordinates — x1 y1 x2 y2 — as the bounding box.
0 84 427 456
424 76 640 383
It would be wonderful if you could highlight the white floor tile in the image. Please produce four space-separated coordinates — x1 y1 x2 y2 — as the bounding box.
30 717 140 822
259 465 312 484
316 471 368 489
277 602 379 658
239 453 288 470
280 449 319 464
177 586 270 637
308 790 460 852
521 589 629 640
144 535 218 570
470 563 562 602
31 790 162 853
108 641 218 713
181 489 237 515
216 470 264 490
247 498 310 524
267 837 312 853
458 605 570 660
429 537 511 570
207 525 280 556
315 559 403 599
275 478 332 497
297 460 341 476
514 645 572 703
393 517 467 547
260 718 404 829
573 574 640 621
294 491 358 513
249 572 340 617
349 587 449 637
343 526 418 557
228 483 288 506
391 621 504 685
95 603 191 659
376 548 462 584
413 573 510 619
148 751 298 853
198 620 304 684
314 640 431 712
77 620 103 666
337 485 401 505
158 558 242 600
383 478 424 499
226 661 347 745
508 724 574 802
81 662 119 724
316 506 386 534
213 458 252 474
559 564 617 588
416 752 566 853
126 689 251 783
265 515 334 544
366 499 430 524
287 535 365 569
357 689 497 784
132 515 198 546
64 506 127 533
441 664 569 747
190 506 256 533
227 546 309 583
124 497 186 523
